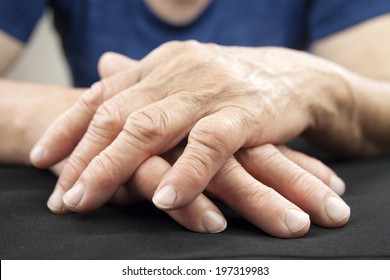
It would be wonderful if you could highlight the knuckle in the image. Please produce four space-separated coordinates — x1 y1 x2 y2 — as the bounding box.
189 130 225 162
286 171 323 204
175 153 211 189
132 156 166 195
69 149 92 170
190 115 241 156
78 81 107 113
50 114 79 144
123 105 168 150
88 152 123 187
249 144 283 168
162 40 200 52
245 184 276 206
154 40 204 65
90 102 123 139
216 158 241 179
57 157 87 190
208 157 279 207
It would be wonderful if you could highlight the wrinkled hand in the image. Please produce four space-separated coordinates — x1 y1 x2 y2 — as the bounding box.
31 45 351 236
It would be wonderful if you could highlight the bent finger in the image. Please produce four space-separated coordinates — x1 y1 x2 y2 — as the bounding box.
236 145 350 228
129 155 227 233
208 158 310 238
278 145 346 195
153 109 247 210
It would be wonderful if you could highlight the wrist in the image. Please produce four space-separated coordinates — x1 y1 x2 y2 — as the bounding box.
349 75 390 156
0 94 30 164
301 56 362 157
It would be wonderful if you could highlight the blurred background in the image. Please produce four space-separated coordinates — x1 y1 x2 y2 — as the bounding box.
4 11 71 86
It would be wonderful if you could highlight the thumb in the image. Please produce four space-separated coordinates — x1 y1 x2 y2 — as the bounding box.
98 52 139 78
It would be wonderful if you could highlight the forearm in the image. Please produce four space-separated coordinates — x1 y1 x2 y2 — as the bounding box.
0 78 82 165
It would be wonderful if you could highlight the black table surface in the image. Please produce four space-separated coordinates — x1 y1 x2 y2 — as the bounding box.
1 153 389 259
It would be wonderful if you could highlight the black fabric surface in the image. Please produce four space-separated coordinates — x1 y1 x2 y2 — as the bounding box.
1 155 390 259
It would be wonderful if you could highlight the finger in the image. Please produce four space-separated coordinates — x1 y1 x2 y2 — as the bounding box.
278 145 346 195
30 60 142 168
98 52 138 79
208 158 310 238
153 109 247 210
48 183 141 212
236 144 350 227
129 155 227 233
49 159 67 177
61 93 205 212
48 175 143 212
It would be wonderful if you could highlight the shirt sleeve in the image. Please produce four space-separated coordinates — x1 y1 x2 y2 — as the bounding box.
0 0 47 43
308 0 390 43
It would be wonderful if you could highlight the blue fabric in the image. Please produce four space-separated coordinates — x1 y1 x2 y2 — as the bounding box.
1 0 390 87
0 0 46 42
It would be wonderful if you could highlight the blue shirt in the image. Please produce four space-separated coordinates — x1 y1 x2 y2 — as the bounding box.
1 0 390 87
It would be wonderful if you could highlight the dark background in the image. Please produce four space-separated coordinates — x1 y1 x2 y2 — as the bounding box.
1 148 389 259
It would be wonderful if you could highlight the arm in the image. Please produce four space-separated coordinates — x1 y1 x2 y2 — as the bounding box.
313 14 390 80
309 13 390 156
0 30 83 164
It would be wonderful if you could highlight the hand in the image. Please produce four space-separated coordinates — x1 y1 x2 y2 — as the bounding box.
31 45 351 234
120 144 348 237
49 53 349 237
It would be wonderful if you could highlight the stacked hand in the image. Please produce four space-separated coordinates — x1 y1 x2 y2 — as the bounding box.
30 41 351 237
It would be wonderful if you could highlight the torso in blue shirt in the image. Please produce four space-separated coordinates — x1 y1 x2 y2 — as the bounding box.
1 0 389 87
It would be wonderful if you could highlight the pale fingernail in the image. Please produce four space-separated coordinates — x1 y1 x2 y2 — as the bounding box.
325 197 350 222
30 144 45 163
47 187 65 213
63 183 84 208
285 209 310 232
152 184 177 209
202 210 227 233
330 175 346 196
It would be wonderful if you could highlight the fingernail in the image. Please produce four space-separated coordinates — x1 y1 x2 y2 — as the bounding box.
30 144 45 163
285 209 310 232
330 175 346 196
152 184 177 209
325 197 350 222
63 183 84 208
202 210 227 233
47 187 65 213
